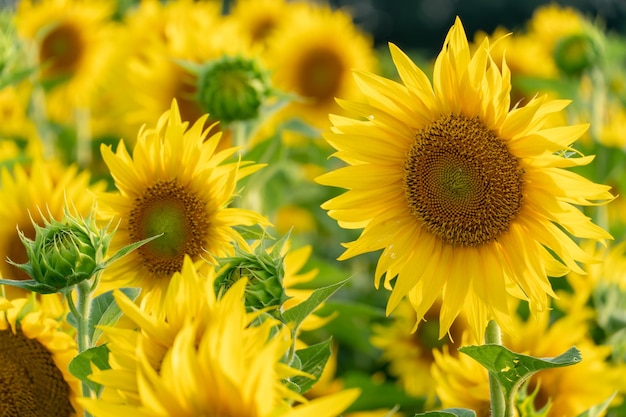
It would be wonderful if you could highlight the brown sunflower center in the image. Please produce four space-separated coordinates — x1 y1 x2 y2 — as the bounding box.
296 47 344 102
39 22 85 80
0 329 73 417
129 179 210 277
403 114 524 247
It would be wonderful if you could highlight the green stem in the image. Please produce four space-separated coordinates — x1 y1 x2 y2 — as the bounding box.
75 280 92 353
485 320 507 417
67 281 95 417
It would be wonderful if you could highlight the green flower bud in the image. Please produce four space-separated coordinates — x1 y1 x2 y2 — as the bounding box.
215 236 290 318
196 55 272 124
6 208 112 294
554 31 603 76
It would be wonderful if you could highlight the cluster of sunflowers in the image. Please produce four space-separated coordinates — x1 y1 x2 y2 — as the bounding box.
2 0 626 416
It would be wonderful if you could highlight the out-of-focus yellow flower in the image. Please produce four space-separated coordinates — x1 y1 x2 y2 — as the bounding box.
83 256 360 417
263 1 377 129
371 299 469 405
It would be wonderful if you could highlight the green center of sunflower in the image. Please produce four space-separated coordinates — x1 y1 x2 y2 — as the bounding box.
403 114 524 247
129 179 210 277
297 47 344 102
0 329 73 416
39 22 84 80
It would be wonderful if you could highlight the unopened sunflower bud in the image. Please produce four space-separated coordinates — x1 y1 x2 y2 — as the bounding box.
6 208 112 294
196 55 272 124
554 31 603 76
215 240 289 318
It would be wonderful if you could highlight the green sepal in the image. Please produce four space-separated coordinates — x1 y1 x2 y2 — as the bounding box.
68 344 111 393
0 278 59 294
290 338 333 395
460 344 581 411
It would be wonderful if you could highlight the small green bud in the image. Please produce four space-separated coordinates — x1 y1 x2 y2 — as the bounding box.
554 31 603 76
196 55 272 124
5 208 112 294
215 236 290 318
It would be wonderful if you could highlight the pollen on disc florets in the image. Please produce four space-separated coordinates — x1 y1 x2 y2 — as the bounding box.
403 113 524 247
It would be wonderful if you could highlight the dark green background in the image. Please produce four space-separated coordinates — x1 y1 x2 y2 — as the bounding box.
330 0 626 54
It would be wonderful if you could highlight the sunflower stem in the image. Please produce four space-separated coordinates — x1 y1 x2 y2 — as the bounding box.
485 320 506 417
76 279 95 414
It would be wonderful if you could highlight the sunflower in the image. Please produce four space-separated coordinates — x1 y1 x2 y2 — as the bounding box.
263 1 377 128
316 17 613 339
0 158 105 299
98 100 268 303
432 309 625 416
15 0 117 107
82 256 360 417
0 296 82 416
370 298 468 405
227 0 296 47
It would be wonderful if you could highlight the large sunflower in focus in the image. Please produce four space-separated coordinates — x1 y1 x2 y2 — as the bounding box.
263 2 377 128
317 17 613 338
82 256 360 417
0 296 82 416
0 159 105 299
98 100 268 302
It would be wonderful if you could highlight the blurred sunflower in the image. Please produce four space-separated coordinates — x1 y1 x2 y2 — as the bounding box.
15 0 117 106
120 1 262 146
82 256 360 417
0 296 82 416
0 158 105 299
317 17 613 339
228 0 295 47
98 100 268 304
263 2 377 128
432 309 625 416
370 298 468 405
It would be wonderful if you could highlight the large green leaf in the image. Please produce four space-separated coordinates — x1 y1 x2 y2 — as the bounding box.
460 344 581 411
68 344 110 392
290 338 332 394
89 287 141 344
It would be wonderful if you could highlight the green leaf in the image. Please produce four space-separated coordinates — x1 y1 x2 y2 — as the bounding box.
101 233 163 269
282 278 349 333
575 392 617 417
290 338 332 394
68 344 110 392
460 344 581 409
414 410 476 417
89 287 141 344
